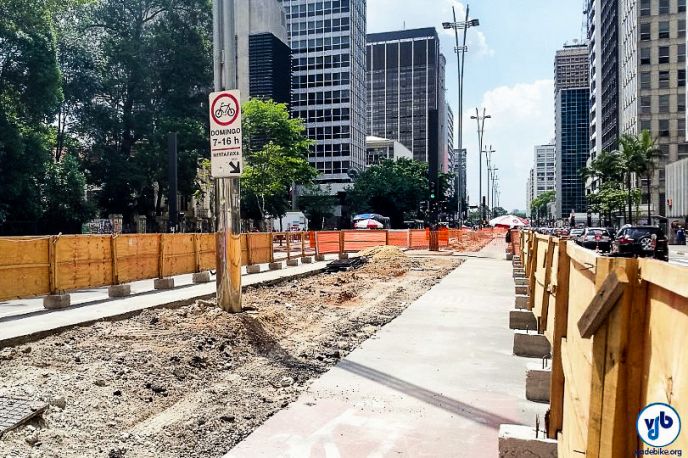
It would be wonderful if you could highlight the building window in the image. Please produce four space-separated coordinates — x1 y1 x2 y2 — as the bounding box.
679 69 686 87
640 23 651 41
641 96 652 114
659 0 670 14
679 44 686 63
659 119 670 136
679 118 686 134
640 0 651 15
658 21 670 39
679 20 686 38
640 47 651 64
659 70 670 88
659 46 670 63
680 0 687 13
641 71 652 89
659 94 670 112
679 94 686 112
640 119 652 132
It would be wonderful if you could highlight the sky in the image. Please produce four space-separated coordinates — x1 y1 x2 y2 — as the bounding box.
367 0 584 212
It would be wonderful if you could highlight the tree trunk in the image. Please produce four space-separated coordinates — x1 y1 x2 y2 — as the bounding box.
626 173 632 224
647 173 652 225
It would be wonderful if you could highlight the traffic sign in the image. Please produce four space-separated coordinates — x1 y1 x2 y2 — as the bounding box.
209 90 243 178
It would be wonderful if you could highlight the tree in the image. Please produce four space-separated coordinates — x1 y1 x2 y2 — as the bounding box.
492 207 508 217
0 0 62 227
631 130 662 224
41 154 94 233
346 159 430 228
240 99 317 227
298 185 336 230
530 191 555 224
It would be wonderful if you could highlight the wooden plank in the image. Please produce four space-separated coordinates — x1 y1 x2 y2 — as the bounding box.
49 236 57 294
559 337 588 451
527 235 540 310
111 235 119 285
567 242 598 273
286 232 291 260
638 258 688 298
547 240 569 439
193 234 200 273
158 234 165 278
585 257 612 458
539 237 556 333
577 267 629 339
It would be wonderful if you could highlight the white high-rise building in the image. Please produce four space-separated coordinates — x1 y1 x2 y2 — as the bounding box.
279 0 367 193
534 143 557 196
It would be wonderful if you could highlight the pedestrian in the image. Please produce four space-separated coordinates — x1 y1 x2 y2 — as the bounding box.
677 227 686 245
505 228 512 244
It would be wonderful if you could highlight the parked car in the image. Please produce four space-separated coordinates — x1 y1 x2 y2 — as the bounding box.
610 226 669 261
576 227 613 252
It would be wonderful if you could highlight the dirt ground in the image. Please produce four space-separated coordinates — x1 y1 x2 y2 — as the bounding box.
0 252 461 458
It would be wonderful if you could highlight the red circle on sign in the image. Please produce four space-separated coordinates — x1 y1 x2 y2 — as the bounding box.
211 93 240 127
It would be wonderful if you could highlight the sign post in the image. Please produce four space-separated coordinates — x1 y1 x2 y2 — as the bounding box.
212 0 242 313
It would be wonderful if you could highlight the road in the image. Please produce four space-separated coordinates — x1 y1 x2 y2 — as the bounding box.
669 245 688 267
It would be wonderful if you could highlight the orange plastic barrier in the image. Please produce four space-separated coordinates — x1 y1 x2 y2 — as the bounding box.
387 230 410 247
315 231 341 254
342 230 387 252
409 229 429 248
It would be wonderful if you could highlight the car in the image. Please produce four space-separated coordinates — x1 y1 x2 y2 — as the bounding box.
576 227 613 252
610 226 669 261
569 228 584 239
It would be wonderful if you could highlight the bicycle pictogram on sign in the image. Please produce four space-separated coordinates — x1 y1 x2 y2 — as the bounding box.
210 93 239 127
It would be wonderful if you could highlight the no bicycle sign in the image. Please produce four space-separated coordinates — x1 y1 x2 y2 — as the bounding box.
209 90 243 178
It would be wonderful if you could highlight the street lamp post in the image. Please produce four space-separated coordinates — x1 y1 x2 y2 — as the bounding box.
471 108 490 224
443 7 479 223
484 145 495 219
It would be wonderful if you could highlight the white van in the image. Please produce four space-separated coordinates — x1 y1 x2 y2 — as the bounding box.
272 212 309 232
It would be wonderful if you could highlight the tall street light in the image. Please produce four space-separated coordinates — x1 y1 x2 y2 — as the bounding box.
484 145 495 218
471 108 491 223
443 6 479 222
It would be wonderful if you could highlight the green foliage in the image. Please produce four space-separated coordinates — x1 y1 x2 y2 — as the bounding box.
240 99 317 225
492 206 508 217
41 154 94 232
346 159 431 228
530 190 555 221
298 185 337 230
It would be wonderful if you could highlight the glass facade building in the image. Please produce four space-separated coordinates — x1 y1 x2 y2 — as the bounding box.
248 33 291 106
555 44 590 218
365 28 446 166
279 0 367 191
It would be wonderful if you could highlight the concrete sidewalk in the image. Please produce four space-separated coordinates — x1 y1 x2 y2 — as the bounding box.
226 239 545 457
0 258 332 347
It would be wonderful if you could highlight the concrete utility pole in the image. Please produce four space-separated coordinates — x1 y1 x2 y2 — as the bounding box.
213 0 242 312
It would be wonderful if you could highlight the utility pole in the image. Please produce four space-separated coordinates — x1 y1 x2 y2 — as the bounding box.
213 0 241 312
443 6 479 224
485 145 495 219
471 108 490 224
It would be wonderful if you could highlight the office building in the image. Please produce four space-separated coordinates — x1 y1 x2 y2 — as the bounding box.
526 168 535 217
534 144 557 196
366 27 447 174
666 158 688 240
236 0 290 104
451 148 467 213
446 104 454 174
365 136 413 165
618 0 688 219
280 0 367 192
554 43 590 219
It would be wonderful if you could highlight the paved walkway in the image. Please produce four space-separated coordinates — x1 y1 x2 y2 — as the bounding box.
0 258 332 347
225 239 546 458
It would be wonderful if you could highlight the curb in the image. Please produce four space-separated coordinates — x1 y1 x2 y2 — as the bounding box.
0 267 327 349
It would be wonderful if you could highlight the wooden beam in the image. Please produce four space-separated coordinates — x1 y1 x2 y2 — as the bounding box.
547 240 569 439
111 235 119 285
577 267 629 339
527 235 540 310
638 258 688 298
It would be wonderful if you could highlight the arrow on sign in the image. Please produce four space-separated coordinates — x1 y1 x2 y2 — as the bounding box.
229 161 241 174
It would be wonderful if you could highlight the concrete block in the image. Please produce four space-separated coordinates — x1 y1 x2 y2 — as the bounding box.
338 253 349 260
246 265 262 274
301 256 314 264
515 285 528 295
513 269 525 277
43 294 71 310
526 363 551 403
108 284 131 298
498 424 557 457
154 278 175 290
514 277 528 286
513 331 551 358
286 259 300 267
513 261 523 268
506 253 514 260
514 295 529 310
509 310 537 331
192 271 211 284
269 262 284 271
315 254 326 262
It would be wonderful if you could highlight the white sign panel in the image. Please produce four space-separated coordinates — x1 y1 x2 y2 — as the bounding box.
209 90 243 177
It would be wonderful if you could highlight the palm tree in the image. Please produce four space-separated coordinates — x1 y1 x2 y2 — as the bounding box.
616 134 649 224
633 130 662 225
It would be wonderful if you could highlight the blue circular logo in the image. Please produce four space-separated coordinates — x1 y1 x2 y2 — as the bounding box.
637 403 681 448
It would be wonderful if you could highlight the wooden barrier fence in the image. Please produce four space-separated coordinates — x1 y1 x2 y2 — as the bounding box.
519 231 688 457
0 228 499 301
